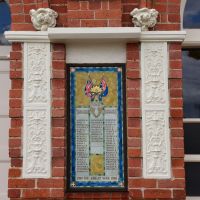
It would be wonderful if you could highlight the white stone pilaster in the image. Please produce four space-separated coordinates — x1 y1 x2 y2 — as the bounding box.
23 42 51 178
141 42 171 179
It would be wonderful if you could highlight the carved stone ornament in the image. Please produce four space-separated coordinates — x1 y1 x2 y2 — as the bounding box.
23 43 51 178
141 42 171 178
30 8 58 31
130 7 158 31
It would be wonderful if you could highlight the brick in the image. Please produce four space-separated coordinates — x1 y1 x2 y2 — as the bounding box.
169 69 182 78
128 148 141 157
10 52 22 60
172 158 184 168
127 51 140 61
52 61 66 70
9 149 21 157
168 5 180 13
170 99 183 108
52 51 65 60
68 11 94 19
170 108 183 117
52 167 65 177
9 139 21 148
127 99 140 108
129 168 142 177
127 70 140 79
144 189 171 198
11 158 22 167
23 189 50 198
8 189 21 198
129 179 157 188
51 189 65 198
37 179 64 188
128 128 141 137
129 189 142 199
9 128 21 137
168 14 180 23
10 71 23 79
173 189 185 199
8 179 35 188
9 108 22 117
158 179 185 188
51 5 67 13
154 4 167 12
52 70 65 79
172 138 184 148
12 43 22 51
52 158 65 167
9 168 21 177
127 108 141 117
10 4 23 13
156 23 180 31
173 168 185 178
68 1 80 10
171 148 184 157
9 90 22 98
128 118 140 128
52 127 65 137
52 89 65 98
52 118 65 127
128 138 141 147
127 79 140 88
128 158 141 167
11 118 23 127
89 1 101 10
95 10 121 19
52 138 65 147
81 19 107 27
170 79 182 88
9 99 22 108
11 79 23 89
170 89 182 98
80 1 88 10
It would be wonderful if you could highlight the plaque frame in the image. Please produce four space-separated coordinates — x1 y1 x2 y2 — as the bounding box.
66 64 127 192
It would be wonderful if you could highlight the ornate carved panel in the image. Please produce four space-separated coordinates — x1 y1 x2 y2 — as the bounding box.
141 42 171 178
23 43 51 178
24 43 50 105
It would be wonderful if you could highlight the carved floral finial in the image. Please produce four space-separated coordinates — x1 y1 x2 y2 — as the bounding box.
130 8 159 31
30 8 58 31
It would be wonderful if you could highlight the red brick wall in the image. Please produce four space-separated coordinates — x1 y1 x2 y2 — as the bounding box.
8 0 185 199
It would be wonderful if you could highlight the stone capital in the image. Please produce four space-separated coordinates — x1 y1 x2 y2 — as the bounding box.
130 7 159 31
30 8 58 31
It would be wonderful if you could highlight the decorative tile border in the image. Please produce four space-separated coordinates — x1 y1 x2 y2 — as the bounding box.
23 43 51 178
141 42 171 179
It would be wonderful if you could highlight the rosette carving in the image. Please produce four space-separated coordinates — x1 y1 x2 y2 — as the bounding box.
30 8 58 31
130 7 158 31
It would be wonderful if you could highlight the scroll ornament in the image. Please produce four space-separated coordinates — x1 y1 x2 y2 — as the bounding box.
30 8 58 31
130 8 159 31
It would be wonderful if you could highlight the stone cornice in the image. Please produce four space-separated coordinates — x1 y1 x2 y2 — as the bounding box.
5 28 186 43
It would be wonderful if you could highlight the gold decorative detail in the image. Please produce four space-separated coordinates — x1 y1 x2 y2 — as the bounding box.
90 154 104 176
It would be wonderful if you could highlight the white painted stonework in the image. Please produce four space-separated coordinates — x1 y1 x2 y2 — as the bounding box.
23 42 51 178
130 8 158 31
66 42 126 63
4 28 186 181
30 8 58 31
141 42 171 178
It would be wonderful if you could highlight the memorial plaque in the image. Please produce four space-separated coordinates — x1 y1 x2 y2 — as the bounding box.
68 66 126 190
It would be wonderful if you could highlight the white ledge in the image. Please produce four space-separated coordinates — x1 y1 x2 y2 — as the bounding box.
5 31 49 42
5 28 186 43
185 155 200 162
48 27 141 42
140 31 186 42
